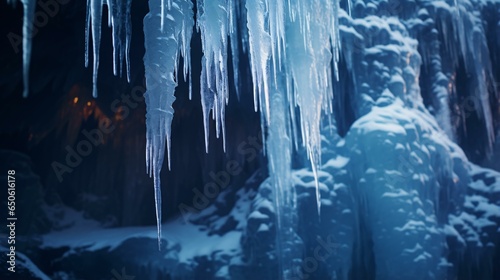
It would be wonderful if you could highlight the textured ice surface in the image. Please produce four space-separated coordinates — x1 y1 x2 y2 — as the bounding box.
143 0 194 249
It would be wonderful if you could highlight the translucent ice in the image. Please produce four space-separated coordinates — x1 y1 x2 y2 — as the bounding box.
20 0 35 98
196 0 232 152
143 0 193 248
85 0 133 97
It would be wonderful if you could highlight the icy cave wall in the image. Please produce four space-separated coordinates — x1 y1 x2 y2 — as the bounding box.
239 1 500 279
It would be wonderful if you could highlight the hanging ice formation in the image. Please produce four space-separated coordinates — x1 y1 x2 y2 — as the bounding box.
143 0 193 249
413 0 498 156
85 0 133 97
13 0 498 272
136 0 342 250
78 0 342 256
7 0 35 98
10 0 342 251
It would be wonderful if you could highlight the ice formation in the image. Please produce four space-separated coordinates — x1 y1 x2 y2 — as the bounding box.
132 0 340 250
9 0 35 98
85 0 133 97
10 0 500 278
143 0 193 248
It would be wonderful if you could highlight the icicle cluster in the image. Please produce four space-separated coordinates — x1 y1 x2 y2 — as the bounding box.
12 0 342 251
285 0 341 215
141 0 343 249
245 0 342 216
196 0 234 152
414 0 498 153
85 0 133 97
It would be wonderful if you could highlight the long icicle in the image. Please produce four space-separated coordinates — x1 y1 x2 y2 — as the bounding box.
143 0 194 249
20 0 35 98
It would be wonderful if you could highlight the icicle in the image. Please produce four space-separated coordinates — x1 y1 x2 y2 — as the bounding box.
107 0 133 79
143 0 194 249
106 0 113 27
332 0 340 80
125 0 132 82
20 0 35 98
267 67 295 279
267 0 286 78
111 0 128 80
228 0 241 99
85 0 91 68
196 0 232 152
246 0 271 123
89 0 103 98
284 0 339 215
200 58 214 153
110 0 119 76
153 167 162 250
